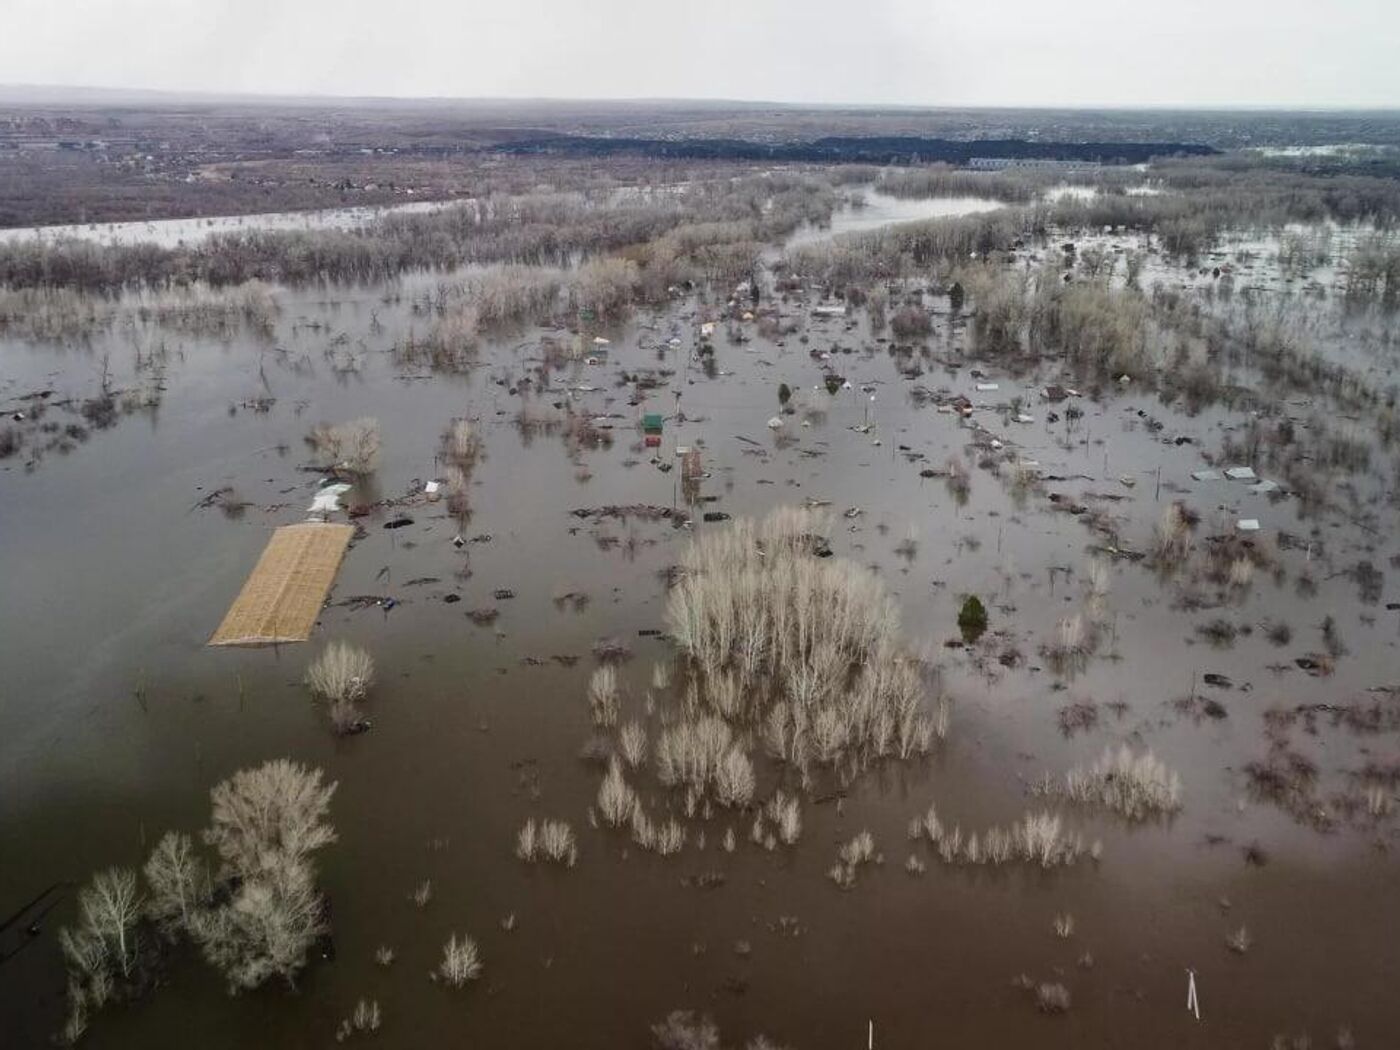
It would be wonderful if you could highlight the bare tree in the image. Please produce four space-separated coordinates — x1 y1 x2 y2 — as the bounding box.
435 934 482 987
195 760 338 992
57 927 112 1005
305 641 374 705
55 762 339 1040
194 856 326 992
305 418 381 477
56 867 145 1043
143 831 211 936
204 759 337 876
76 868 143 979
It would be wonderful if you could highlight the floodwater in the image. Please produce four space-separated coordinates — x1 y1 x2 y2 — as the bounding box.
783 191 1004 249
0 199 454 248
1 220 1399 1050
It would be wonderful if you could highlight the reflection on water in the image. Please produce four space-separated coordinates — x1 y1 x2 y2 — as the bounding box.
783 191 1004 248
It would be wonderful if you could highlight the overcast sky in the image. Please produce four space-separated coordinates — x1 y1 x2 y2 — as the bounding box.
1 0 1396 108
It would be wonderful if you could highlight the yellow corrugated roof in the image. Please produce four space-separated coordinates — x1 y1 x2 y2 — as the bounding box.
208 522 353 646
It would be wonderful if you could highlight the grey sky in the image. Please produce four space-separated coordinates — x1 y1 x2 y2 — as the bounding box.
1 0 1396 108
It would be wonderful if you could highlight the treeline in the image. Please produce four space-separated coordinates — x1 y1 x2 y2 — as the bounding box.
7 159 1399 297
0 172 842 293
1149 160 1400 228
495 133 1217 166
876 164 1049 204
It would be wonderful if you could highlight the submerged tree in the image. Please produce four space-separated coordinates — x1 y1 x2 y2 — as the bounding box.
664 507 942 780
304 641 375 735
305 417 381 477
143 831 212 937
195 856 328 992
439 418 484 523
61 760 341 1039
435 934 483 988
196 759 338 992
203 759 338 875
957 595 989 644
948 280 965 316
57 868 150 1044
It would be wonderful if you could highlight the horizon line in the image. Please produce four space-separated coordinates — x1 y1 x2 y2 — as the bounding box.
2 82 1399 114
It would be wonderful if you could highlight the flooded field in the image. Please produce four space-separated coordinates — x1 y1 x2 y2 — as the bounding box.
2 170 1399 1050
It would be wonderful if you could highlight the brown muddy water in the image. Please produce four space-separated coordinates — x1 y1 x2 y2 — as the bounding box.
2 221 1399 1050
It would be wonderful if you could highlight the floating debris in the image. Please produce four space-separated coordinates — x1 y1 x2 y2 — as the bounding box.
308 482 352 516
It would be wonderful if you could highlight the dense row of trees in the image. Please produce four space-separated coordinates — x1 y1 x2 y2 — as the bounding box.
876 164 1047 204
782 209 1023 285
0 173 840 293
